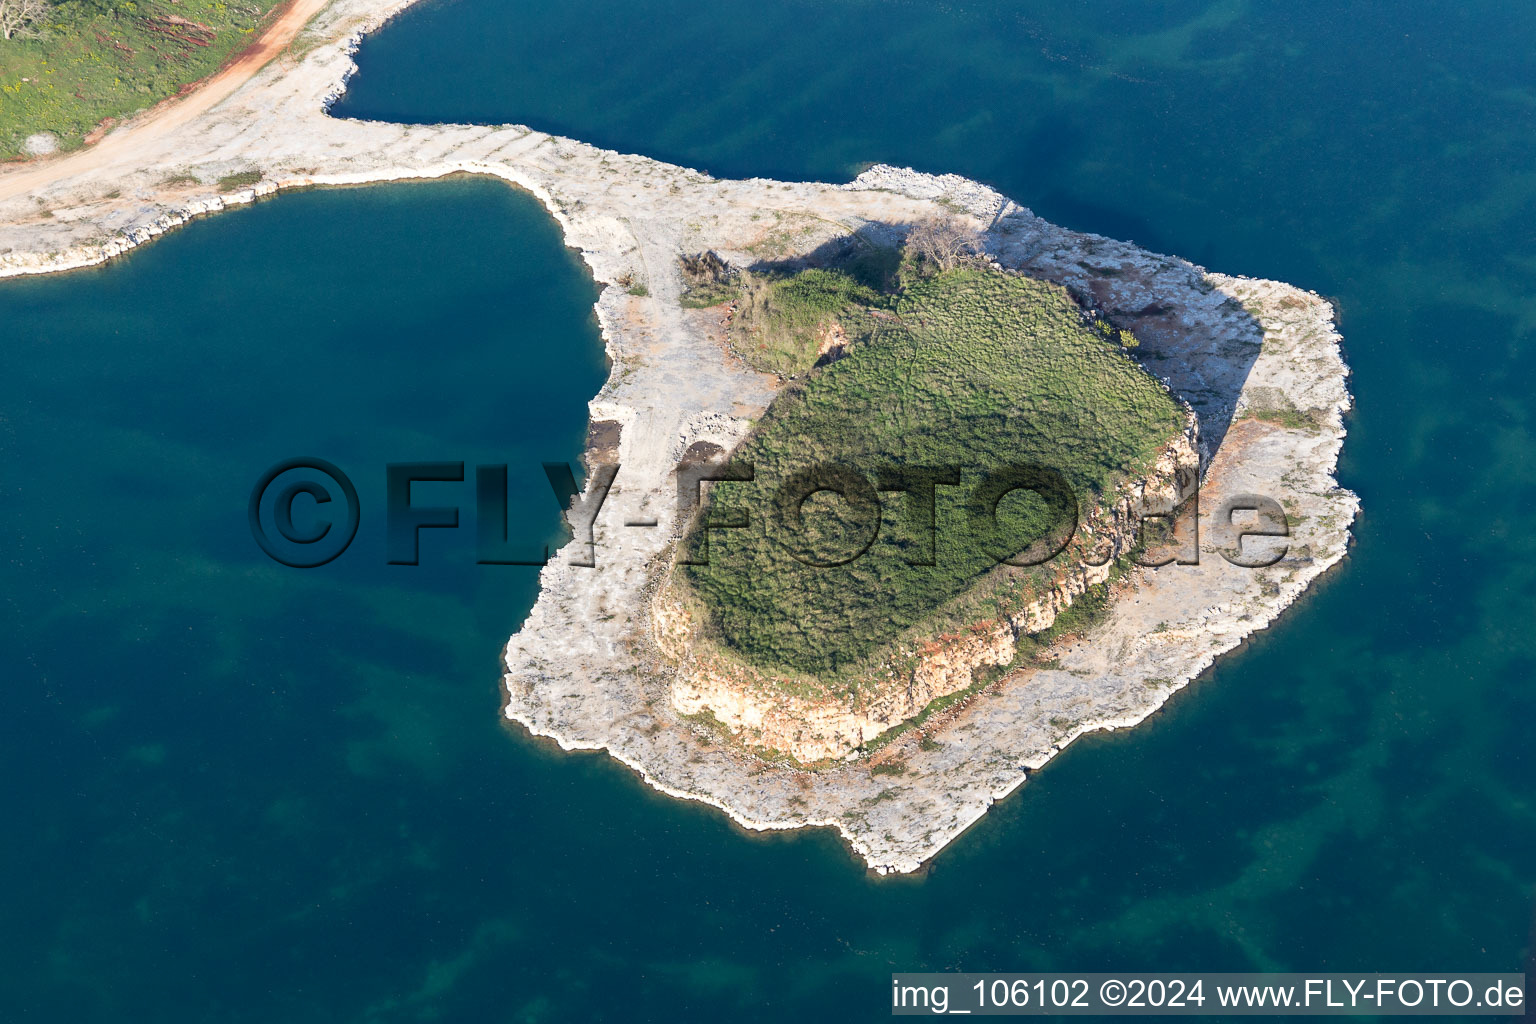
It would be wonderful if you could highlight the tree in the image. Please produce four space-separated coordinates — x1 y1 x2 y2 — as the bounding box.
0 0 48 40
904 216 985 271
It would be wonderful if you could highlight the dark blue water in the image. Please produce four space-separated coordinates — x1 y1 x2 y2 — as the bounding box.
5 0 1534 1019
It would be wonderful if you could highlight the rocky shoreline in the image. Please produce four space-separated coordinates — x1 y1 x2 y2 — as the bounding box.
498 186 1357 873
0 0 1357 873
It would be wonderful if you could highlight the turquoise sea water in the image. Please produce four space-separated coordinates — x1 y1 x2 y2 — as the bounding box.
7 0 1536 1019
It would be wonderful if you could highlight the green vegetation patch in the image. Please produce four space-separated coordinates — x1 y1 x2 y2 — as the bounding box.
215 168 260 191
0 0 284 160
713 244 905 376
677 267 1185 683
727 267 886 376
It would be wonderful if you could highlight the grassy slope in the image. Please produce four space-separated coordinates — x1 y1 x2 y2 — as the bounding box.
0 0 284 159
725 263 889 376
678 266 1185 682
684 244 901 376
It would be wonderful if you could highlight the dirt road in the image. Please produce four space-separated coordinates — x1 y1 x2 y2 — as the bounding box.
0 0 331 204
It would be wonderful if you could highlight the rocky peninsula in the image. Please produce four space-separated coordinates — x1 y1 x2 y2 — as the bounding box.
0 0 1358 873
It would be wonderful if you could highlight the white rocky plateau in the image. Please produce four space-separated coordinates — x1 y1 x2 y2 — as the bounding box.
0 0 1358 873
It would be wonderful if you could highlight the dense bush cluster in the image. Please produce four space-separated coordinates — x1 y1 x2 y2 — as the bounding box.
678 267 1184 680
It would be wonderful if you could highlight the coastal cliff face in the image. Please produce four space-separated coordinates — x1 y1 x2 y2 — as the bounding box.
656 418 1200 762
